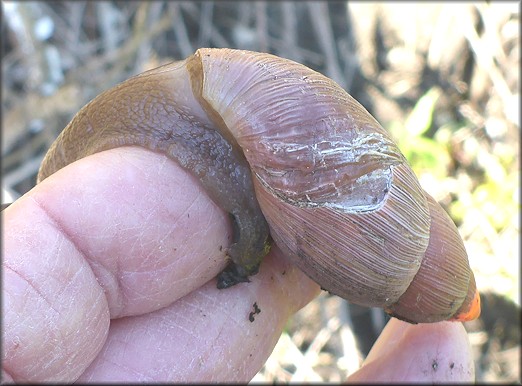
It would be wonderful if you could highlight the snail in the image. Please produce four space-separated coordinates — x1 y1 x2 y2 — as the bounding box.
37 48 480 324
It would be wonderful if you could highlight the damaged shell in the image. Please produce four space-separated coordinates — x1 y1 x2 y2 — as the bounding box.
189 49 479 323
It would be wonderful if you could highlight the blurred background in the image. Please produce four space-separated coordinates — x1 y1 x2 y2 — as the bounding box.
2 1 520 382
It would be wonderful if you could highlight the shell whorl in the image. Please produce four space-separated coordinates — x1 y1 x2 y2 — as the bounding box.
187 48 477 322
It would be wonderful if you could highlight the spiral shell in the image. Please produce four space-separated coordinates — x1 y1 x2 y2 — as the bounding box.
188 49 479 323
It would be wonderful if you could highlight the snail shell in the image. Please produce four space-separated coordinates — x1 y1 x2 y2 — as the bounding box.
38 48 480 324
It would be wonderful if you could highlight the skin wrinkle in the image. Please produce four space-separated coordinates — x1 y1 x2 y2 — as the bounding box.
115 212 224 310
179 289 241 331
257 250 298 302
175 298 202 315
111 247 127 317
53 293 106 380
211 296 246 330
49 267 93 368
4 202 98 380
125 274 178 308
29 185 115 371
153 317 197 377
81 330 115 383
169 273 207 292
403 349 420 380
118 246 162 275
117 237 188 312
118 228 175 276
106 310 196 380
189 210 225 252
28 195 88 278
3 268 59 382
203 313 239 380
87 257 125 318
174 178 203 223
3 265 57 314
166 205 230 290
169 312 201 342
152 227 195 271
103 226 156 315
6 274 67 380
108 325 134 358
99 355 145 381
54 263 84 304
31 193 125 319
428 332 450 381
169 291 236 379
124 226 156 274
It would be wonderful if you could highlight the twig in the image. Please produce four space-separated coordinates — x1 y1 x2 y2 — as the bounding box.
169 3 193 58
280 1 302 63
461 6 513 104
197 2 214 47
307 2 345 88
256 1 268 52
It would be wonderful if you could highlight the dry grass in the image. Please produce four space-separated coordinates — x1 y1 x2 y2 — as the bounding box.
2 1 519 382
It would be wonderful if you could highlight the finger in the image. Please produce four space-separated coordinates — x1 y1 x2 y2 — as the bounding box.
3 192 110 382
346 318 475 383
2 147 240 382
78 246 320 382
29 147 234 317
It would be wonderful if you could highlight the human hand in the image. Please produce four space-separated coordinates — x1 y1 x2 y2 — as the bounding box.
2 147 474 382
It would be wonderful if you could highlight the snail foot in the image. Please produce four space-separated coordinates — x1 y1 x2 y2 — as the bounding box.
216 262 251 289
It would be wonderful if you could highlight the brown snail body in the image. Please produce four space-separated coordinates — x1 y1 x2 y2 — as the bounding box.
37 48 480 324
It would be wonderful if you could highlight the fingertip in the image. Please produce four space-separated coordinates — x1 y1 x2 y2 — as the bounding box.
346 319 475 383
